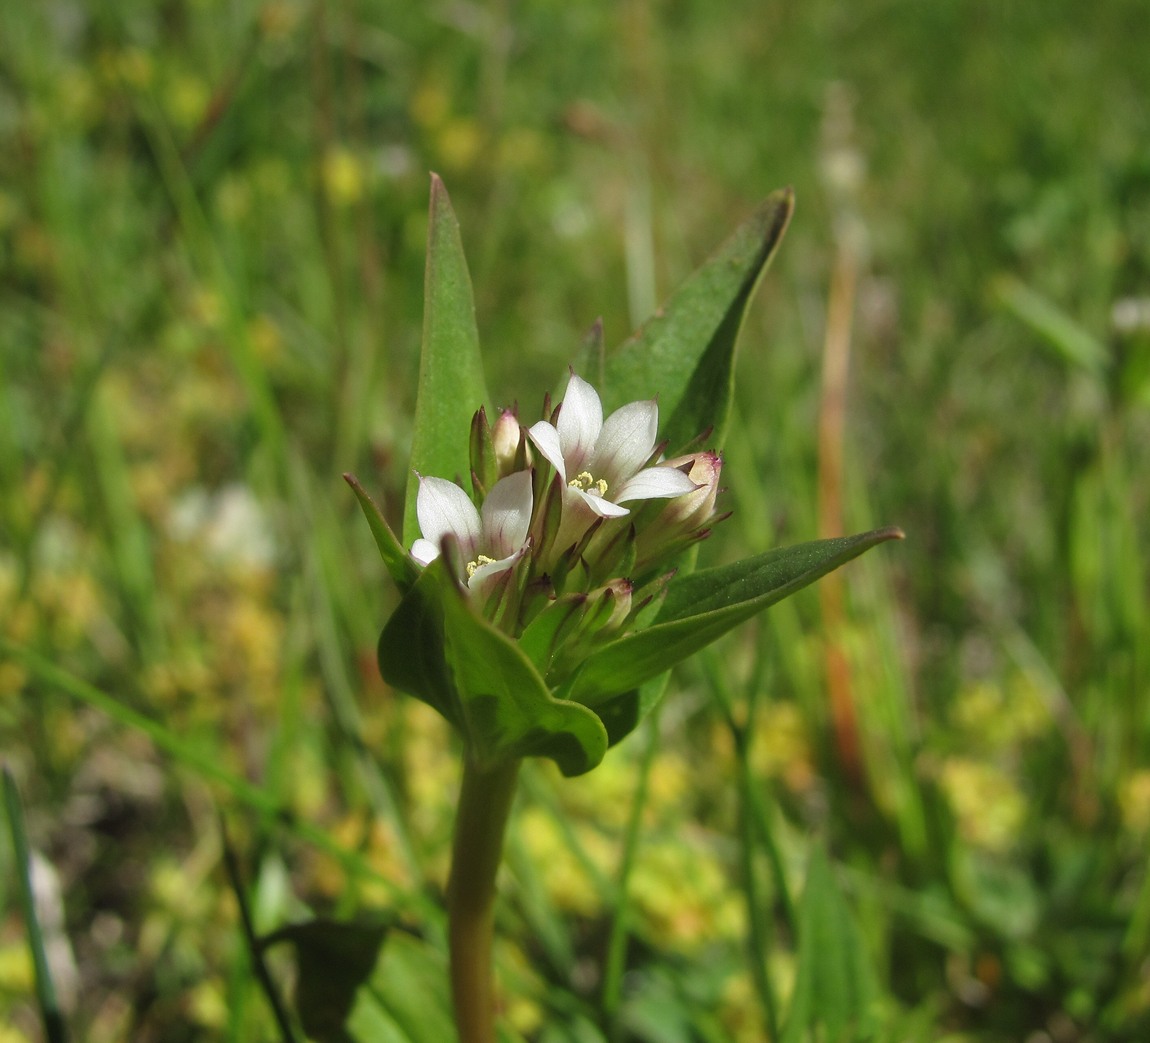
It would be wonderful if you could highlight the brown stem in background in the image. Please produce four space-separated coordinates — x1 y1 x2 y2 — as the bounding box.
818 233 863 785
817 82 867 786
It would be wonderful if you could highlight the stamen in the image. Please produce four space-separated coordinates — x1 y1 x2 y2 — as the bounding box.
466 554 497 577
568 471 609 496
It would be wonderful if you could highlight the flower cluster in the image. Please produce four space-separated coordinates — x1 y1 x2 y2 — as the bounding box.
409 372 724 643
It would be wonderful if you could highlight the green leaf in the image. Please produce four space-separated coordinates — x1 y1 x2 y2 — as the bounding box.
378 563 460 726
601 188 794 453
782 848 879 1043
4 770 68 1043
263 918 392 1043
379 558 609 777
345 473 419 593
404 174 490 545
566 527 903 707
517 593 588 676
437 564 609 776
593 675 669 748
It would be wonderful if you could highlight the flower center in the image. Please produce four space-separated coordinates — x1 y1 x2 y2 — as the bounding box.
466 554 497 578
568 470 609 497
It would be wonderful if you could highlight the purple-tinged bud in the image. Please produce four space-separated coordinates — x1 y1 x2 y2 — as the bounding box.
469 406 497 497
599 577 634 632
660 451 722 528
634 451 723 570
492 407 527 478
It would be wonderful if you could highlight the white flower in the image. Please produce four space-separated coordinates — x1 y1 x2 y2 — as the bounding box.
527 373 698 522
411 470 533 599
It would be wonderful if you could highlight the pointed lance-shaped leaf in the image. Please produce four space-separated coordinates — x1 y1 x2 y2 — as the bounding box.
601 188 794 455
404 174 490 544
345 473 420 593
565 526 903 707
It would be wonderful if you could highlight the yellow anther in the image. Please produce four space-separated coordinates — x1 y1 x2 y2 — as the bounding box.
466 554 497 577
568 471 609 496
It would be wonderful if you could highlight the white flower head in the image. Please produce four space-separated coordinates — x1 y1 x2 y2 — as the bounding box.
411 470 533 600
527 373 698 523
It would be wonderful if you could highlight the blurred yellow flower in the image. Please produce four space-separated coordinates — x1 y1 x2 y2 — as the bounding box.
437 119 484 172
411 82 450 129
953 675 1050 748
497 127 548 173
750 700 816 793
321 147 368 206
494 940 545 1036
517 805 611 917
0 1025 35 1043
938 757 1027 852
165 72 209 130
631 833 742 948
1118 770 1150 835
0 943 34 994
719 971 768 1042
188 979 228 1029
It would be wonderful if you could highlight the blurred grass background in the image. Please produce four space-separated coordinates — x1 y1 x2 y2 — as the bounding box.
2 0 1149 1040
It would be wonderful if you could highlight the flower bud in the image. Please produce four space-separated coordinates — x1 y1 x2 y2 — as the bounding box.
469 406 497 497
663 451 721 525
492 408 528 478
596 577 634 633
634 451 723 570
544 578 634 683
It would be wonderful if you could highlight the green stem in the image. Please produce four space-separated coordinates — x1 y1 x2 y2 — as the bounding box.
448 756 521 1043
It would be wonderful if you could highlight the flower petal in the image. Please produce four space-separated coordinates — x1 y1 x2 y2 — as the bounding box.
467 549 521 589
588 399 659 486
555 372 602 472
571 487 631 518
410 538 441 565
468 550 522 605
527 421 567 483
480 470 533 559
415 475 481 561
614 464 700 503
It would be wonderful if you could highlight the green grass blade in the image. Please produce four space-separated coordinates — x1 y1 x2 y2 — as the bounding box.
599 706 662 1029
3 768 69 1043
995 275 1109 379
782 848 879 1043
220 829 300 1043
